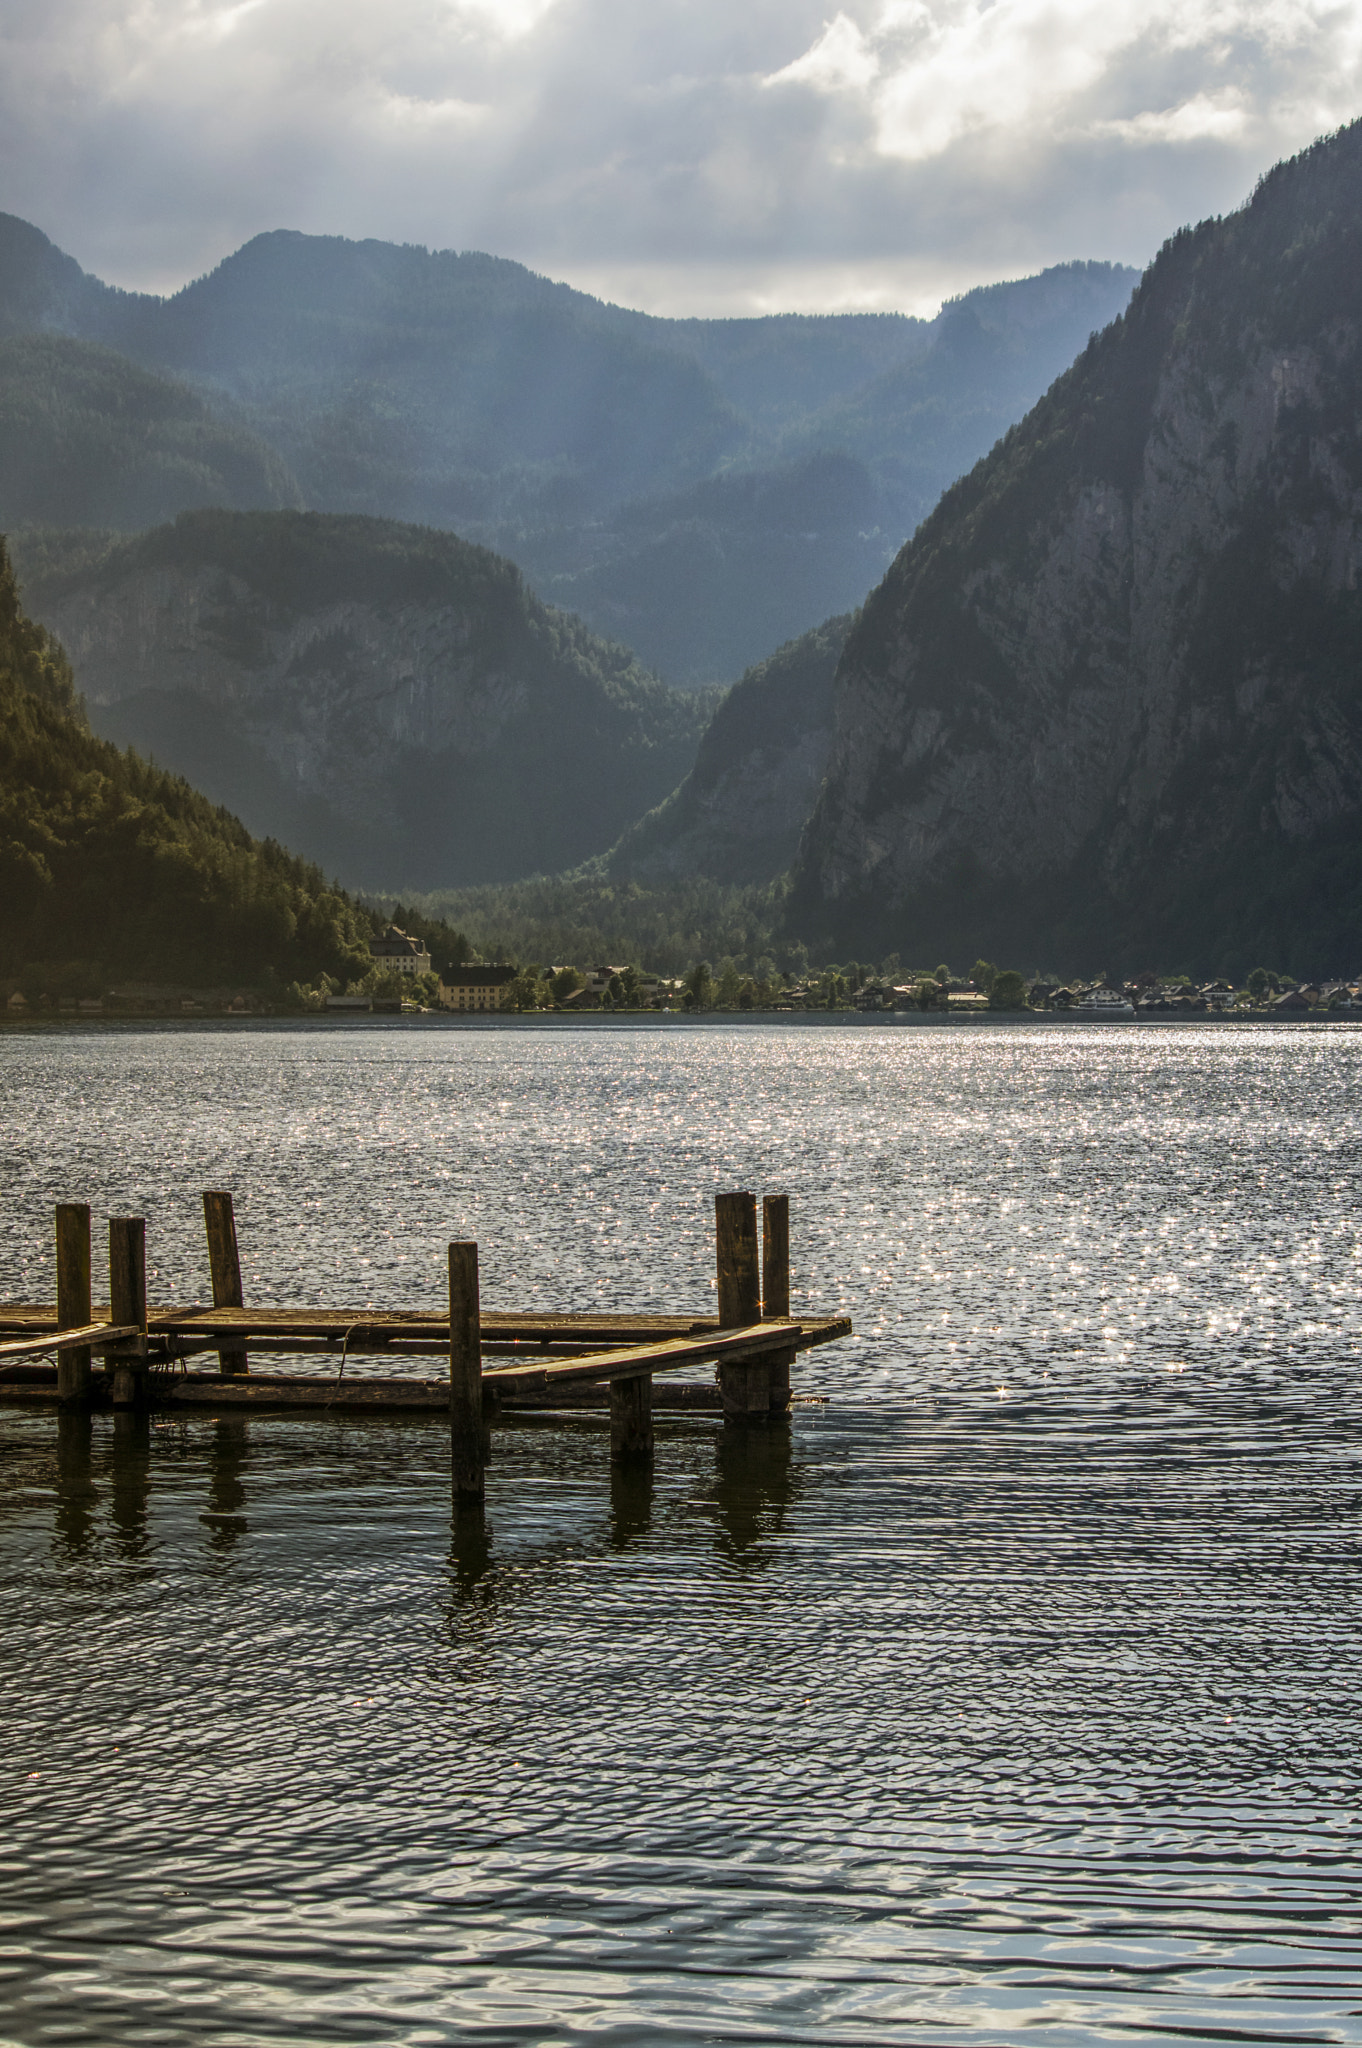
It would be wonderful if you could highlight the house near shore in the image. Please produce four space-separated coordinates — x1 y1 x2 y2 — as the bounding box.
443 965 517 1012
369 925 431 977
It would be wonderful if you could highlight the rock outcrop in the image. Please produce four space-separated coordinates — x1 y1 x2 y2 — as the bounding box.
790 122 1362 977
16 511 714 890
607 615 849 885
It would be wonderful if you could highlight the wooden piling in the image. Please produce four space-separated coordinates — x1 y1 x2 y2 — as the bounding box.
202 1191 249 1376
762 1193 794 1415
108 1217 148 1408
55 1203 92 1405
715 1190 769 1420
449 1241 484 1500
610 1372 654 1464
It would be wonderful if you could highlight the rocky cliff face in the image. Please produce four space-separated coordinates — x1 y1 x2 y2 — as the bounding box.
606 615 849 885
790 122 1362 977
17 512 713 890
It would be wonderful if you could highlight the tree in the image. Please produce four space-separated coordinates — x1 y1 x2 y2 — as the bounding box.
505 968 545 1010
1247 967 1271 998
989 969 1028 1010
551 965 583 1003
715 956 743 1008
619 963 642 1005
605 972 625 1007
688 960 714 1009
971 958 997 994
934 962 951 985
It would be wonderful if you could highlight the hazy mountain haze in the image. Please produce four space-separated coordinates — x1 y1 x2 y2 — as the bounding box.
0 212 1137 680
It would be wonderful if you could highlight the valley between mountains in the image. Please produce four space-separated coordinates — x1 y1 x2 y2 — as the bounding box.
4 120 1362 984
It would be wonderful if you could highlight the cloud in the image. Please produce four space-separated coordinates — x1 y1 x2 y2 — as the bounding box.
0 0 1359 311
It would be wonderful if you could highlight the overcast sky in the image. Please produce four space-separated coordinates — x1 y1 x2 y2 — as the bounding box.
2 0 1359 315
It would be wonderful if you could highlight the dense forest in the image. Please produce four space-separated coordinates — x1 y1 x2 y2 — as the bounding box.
0 536 464 994
0 333 301 532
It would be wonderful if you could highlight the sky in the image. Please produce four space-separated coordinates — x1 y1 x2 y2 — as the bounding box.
1 0 1360 316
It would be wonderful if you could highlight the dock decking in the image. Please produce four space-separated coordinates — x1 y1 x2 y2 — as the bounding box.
0 1190 853 1490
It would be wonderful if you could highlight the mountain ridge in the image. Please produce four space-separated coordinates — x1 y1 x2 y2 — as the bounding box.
0 211 1137 682
788 120 1362 978
14 509 718 891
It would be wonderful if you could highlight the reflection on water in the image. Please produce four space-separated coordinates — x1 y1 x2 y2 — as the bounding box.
109 1411 151 1563
710 1416 796 1561
3 1022 1362 2046
202 1419 248 1550
53 1410 95 1561
609 1459 653 1549
449 1496 491 1603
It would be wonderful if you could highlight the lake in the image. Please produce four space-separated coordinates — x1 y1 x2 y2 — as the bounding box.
2 1020 1360 2046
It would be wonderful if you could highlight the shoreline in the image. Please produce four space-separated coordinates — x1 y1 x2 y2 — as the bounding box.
0 1008 1349 1034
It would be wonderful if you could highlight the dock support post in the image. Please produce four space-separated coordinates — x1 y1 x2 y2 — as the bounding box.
55 1202 92 1405
108 1217 148 1409
610 1372 654 1464
762 1193 794 1415
715 1190 769 1422
449 1241 484 1501
203 1191 249 1375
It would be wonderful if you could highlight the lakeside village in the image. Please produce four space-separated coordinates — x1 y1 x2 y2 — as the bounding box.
6 925 1362 1021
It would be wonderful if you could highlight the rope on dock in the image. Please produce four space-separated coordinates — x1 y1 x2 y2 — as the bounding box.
324 1323 366 1409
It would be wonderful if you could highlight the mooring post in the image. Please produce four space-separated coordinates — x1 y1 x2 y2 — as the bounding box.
202 1190 249 1376
610 1371 654 1464
715 1189 769 1421
762 1193 794 1415
108 1217 148 1409
449 1241 484 1501
55 1202 92 1405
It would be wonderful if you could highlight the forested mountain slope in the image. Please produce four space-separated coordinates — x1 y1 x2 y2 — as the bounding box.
790 121 1362 978
0 334 302 530
607 615 851 885
0 212 1135 682
0 536 381 989
15 511 716 890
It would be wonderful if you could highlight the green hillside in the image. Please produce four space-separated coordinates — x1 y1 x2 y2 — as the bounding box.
0 334 302 530
0 535 392 991
16 510 718 890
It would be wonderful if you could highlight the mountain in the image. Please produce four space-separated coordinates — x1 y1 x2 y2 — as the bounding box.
0 333 302 530
13 510 717 890
0 534 385 990
607 615 851 885
0 212 1136 682
788 121 1362 979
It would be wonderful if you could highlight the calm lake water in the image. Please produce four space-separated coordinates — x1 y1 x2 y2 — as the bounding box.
2 1020 1361 2046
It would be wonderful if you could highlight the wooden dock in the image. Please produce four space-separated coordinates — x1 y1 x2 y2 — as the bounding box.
0 1190 852 1495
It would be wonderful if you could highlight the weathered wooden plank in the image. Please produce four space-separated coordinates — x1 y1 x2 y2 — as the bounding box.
0 1322 140 1362
0 1300 852 1346
610 1373 653 1464
761 1194 790 1320
55 1204 92 1404
762 1193 794 1415
203 1191 249 1377
715 1192 769 1421
449 1241 484 1500
481 1317 800 1394
108 1219 148 1408
715 1191 761 1326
